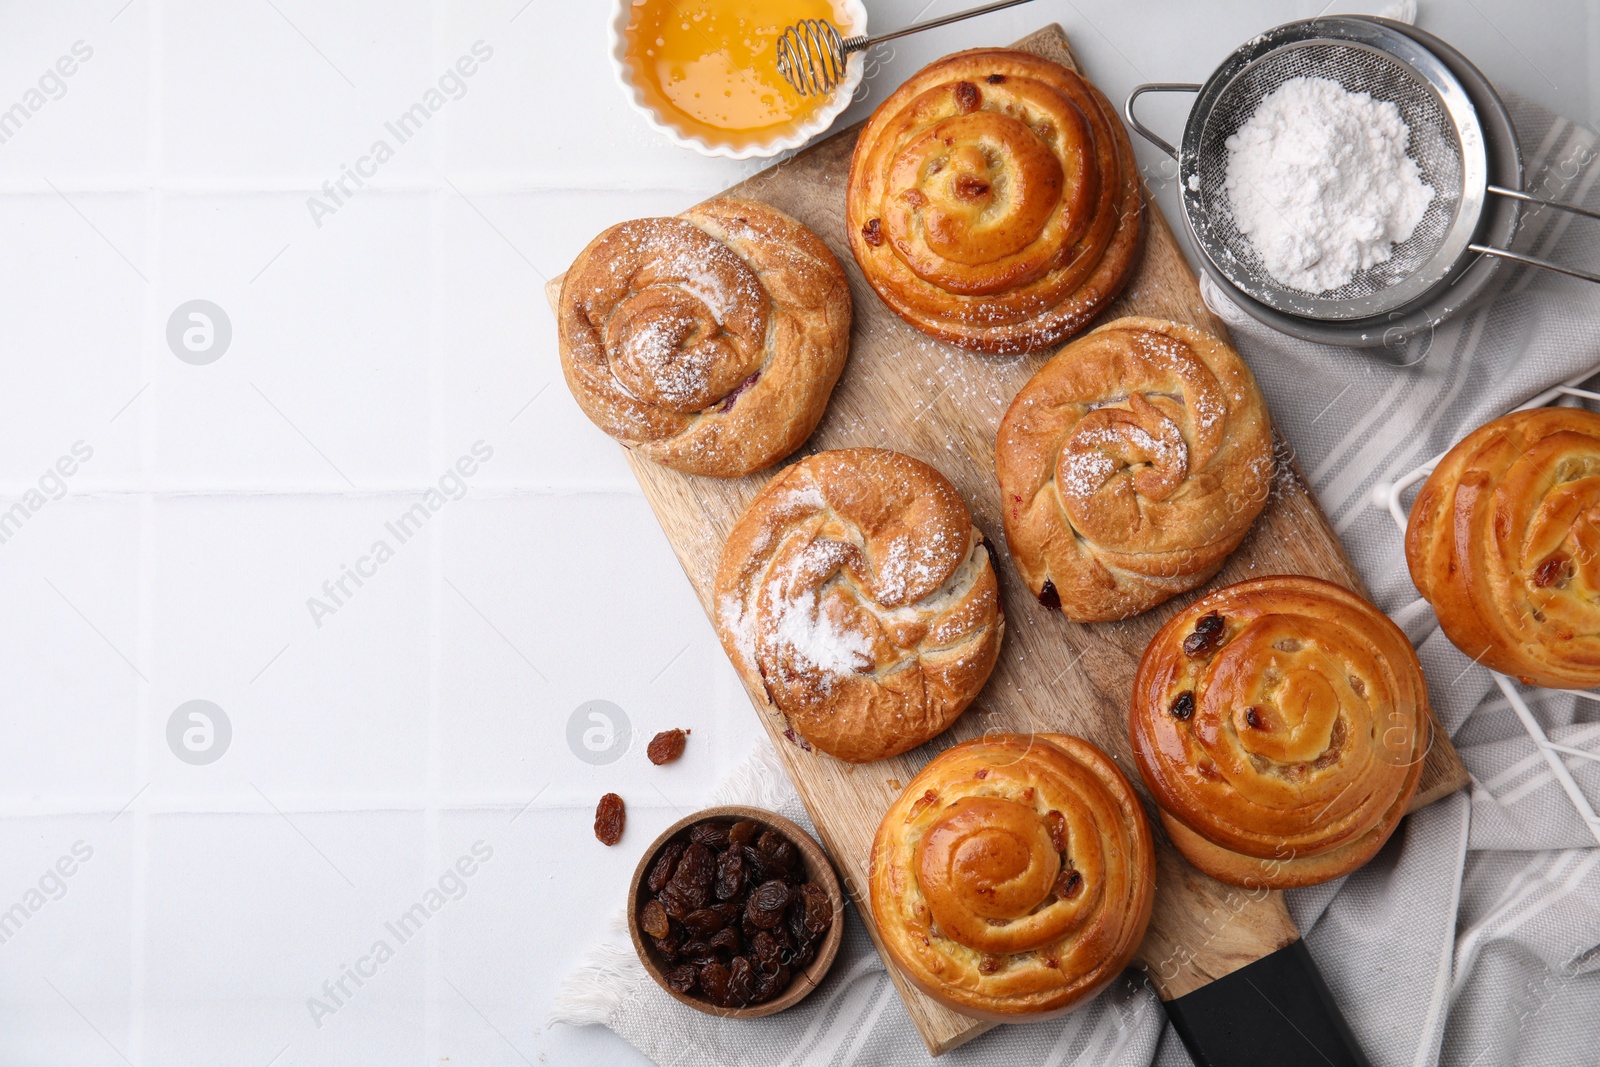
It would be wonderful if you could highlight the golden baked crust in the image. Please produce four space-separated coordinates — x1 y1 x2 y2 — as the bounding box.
713 449 1003 763
869 734 1154 1020
1405 407 1600 689
996 317 1275 621
845 49 1143 354
1130 576 1429 890
558 198 851 477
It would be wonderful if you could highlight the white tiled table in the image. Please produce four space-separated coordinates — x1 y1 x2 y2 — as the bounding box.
0 1 1588 1064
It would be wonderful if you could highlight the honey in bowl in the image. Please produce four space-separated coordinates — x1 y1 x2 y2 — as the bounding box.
624 0 843 149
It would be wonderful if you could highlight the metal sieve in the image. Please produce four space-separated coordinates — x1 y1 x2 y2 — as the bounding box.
1126 17 1600 323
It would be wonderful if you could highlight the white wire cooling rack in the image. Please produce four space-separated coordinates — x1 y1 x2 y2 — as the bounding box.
1374 363 1600 847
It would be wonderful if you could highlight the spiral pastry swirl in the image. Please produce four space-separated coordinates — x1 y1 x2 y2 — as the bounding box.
1131 576 1429 889
869 734 1154 1020
1406 407 1600 689
996 317 1275 621
558 198 851 477
714 449 1004 763
845 49 1143 354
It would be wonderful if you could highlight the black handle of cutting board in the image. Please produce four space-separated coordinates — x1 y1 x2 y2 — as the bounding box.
1163 940 1372 1067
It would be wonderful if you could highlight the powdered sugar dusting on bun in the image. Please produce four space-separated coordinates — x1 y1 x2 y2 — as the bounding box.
714 448 1005 763
996 317 1275 621
558 198 851 477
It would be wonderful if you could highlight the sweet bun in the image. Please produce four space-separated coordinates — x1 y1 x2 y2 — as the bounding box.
869 733 1154 1020
845 49 1143 354
558 198 851 477
1130 575 1429 889
996 317 1275 621
1405 406 1600 689
713 449 1003 763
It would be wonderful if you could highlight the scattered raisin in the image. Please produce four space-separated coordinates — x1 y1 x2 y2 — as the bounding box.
1169 691 1195 721
1038 578 1061 610
1244 706 1266 729
861 218 883 247
978 954 1003 975
640 899 671 940
593 793 625 845
648 728 689 765
974 767 989 779
647 840 686 893
986 73 1006 84
1183 612 1226 657
1534 554 1571 588
1055 869 1084 900
953 80 981 113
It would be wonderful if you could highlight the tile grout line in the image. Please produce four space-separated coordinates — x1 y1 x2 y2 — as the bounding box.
425 1 445 1053
2 795 664 816
127 0 165 1061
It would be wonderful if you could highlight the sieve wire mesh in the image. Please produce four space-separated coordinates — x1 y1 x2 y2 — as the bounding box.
1193 40 1466 308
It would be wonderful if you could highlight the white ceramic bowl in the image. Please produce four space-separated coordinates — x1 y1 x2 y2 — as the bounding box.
608 0 868 160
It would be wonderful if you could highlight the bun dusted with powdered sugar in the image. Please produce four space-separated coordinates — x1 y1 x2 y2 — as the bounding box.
558 198 851 478
995 317 1275 621
713 449 1004 763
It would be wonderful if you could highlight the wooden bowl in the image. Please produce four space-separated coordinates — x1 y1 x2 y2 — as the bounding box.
627 804 845 1018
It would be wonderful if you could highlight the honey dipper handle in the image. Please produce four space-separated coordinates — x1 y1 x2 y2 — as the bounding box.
1163 940 1372 1067
860 0 1040 49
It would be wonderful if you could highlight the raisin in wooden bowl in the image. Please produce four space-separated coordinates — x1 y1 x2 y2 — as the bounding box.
626 805 845 1018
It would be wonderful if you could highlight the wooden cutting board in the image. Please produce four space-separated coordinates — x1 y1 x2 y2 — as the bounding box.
547 24 1468 1055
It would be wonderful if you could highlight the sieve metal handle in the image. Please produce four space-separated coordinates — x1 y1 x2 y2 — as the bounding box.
1468 185 1600 286
1124 83 1201 160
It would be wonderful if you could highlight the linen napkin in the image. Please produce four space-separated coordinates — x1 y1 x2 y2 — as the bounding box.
551 91 1600 1067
